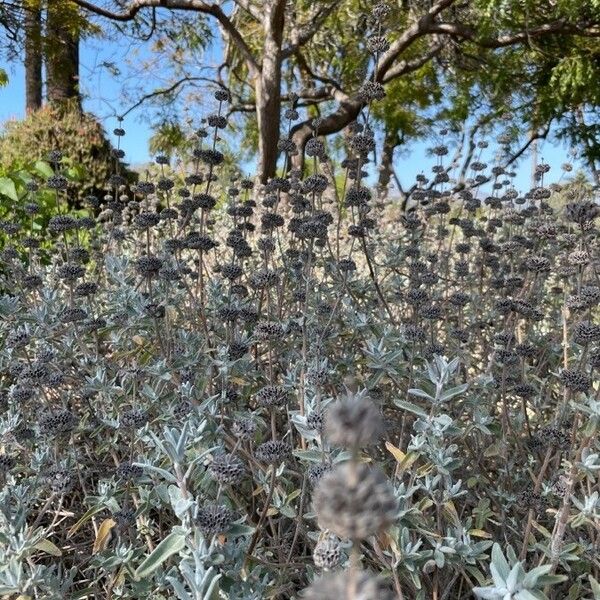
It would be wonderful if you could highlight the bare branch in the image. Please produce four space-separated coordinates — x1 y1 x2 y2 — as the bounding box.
120 75 225 118
227 89 331 117
70 0 156 21
282 0 343 58
227 103 256 116
70 0 260 74
428 20 600 47
138 7 157 41
458 122 484 182
293 50 347 96
501 125 551 171
452 124 552 194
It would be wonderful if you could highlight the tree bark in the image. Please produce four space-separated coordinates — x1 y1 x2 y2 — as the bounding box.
24 0 43 112
255 0 285 183
575 107 600 186
46 2 80 107
377 128 400 201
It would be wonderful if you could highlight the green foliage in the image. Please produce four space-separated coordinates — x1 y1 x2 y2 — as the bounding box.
43 0 100 40
0 103 132 198
153 14 212 56
556 111 600 166
371 59 442 139
549 53 600 108
0 161 58 223
148 121 189 156
0 160 87 272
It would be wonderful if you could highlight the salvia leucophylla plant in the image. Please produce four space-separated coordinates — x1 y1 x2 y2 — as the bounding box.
1 2 600 599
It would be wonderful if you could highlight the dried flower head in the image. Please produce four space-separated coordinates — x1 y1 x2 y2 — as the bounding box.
255 385 289 408
209 453 246 485
313 536 342 570
313 462 397 540
120 408 148 429
302 570 395 600
196 504 235 536
255 440 290 464
325 394 383 449
232 418 257 440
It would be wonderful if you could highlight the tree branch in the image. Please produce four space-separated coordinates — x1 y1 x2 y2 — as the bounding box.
453 123 552 193
70 0 158 21
428 19 600 47
119 75 226 118
70 0 260 74
230 0 261 21
293 49 347 96
290 0 597 162
282 0 343 58
382 40 444 83
288 0 460 152
375 0 458 78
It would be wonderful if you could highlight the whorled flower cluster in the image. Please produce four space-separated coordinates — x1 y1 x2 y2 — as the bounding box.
313 462 397 540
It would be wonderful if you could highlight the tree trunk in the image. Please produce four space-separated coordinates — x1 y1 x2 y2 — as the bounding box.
256 74 281 183
530 136 538 188
24 0 42 112
575 107 600 186
46 2 80 107
377 128 399 201
255 0 285 183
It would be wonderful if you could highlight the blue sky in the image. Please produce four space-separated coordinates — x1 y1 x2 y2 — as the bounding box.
1 54 152 163
0 21 588 194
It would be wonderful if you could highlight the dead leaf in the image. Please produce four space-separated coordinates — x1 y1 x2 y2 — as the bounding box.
93 518 115 553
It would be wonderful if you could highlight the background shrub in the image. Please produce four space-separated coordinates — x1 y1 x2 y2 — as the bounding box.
0 102 133 200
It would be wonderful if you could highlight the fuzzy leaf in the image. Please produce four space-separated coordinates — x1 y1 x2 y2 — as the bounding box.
491 543 510 581
473 587 503 600
394 399 428 418
408 388 434 401
135 530 186 579
516 590 546 600
523 564 553 588
34 539 62 557
440 383 468 401
68 504 106 538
